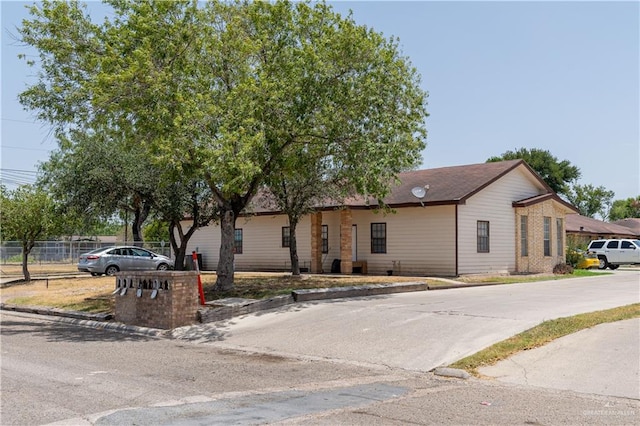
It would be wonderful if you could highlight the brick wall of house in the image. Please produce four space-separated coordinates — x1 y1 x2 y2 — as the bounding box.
515 200 566 274
340 209 353 274
114 271 200 329
310 212 323 273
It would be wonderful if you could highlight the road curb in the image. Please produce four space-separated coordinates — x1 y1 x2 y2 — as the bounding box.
427 281 505 290
0 303 113 321
1 309 168 338
292 281 429 301
432 367 471 379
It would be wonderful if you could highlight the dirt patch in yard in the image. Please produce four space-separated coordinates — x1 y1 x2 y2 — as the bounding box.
203 273 425 300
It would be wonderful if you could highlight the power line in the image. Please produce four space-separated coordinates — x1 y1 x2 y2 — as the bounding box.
2 145 52 152
0 168 39 187
1 169 39 174
1 117 39 124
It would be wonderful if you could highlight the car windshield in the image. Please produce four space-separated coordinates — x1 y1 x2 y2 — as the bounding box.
634 240 640 247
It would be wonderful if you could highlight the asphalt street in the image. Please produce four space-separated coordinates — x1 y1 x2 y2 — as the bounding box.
2 311 638 425
1 269 639 425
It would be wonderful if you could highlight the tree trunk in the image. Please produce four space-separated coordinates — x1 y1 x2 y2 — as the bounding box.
132 209 144 246
174 245 189 271
169 216 203 272
169 222 185 271
21 243 32 282
215 208 236 291
131 202 151 246
289 218 300 276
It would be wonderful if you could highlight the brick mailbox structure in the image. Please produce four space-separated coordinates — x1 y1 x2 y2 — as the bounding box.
114 271 200 329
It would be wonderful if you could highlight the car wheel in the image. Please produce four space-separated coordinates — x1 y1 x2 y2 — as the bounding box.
157 263 169 271
608 264 620 270
105 265 119 276
597 256 608 270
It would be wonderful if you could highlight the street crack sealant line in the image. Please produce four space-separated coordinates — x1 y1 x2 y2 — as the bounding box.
45 383 409 426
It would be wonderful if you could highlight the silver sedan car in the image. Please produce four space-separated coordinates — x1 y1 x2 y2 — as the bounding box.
77 246 174 276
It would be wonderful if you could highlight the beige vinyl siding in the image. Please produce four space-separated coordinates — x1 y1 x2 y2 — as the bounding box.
181 213 352 273
182 215 314 272
457 165 546 274
239 215 314 271
183 206 456 275
350 206 456 276
178 220 220 270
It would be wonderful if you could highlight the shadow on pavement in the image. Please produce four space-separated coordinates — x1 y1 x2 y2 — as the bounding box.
0 316 158 343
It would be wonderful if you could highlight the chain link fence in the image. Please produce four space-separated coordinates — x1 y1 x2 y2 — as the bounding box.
1 241 172 265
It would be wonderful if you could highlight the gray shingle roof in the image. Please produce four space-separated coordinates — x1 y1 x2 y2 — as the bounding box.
566 214 638 238
611 218 640 236
341 159 554 208
249 159 564 214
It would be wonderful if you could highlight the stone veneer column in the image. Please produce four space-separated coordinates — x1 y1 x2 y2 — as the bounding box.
340 209 353 274
310 212 323 274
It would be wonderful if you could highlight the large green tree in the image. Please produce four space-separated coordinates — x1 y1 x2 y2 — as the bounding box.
565 184 615 219
39 132 160 244
19 0 428 291
609 196 640 221
487 148 580 196
196 1 426 289
40 130 218 267
0 185 63 281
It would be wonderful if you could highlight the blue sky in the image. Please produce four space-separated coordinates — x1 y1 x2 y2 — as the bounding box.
2 1 639 201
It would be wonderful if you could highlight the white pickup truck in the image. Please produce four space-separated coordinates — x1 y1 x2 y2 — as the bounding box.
587 239 640 270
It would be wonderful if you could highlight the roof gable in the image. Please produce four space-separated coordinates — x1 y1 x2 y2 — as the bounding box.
513 193 579 214
345 159 550 208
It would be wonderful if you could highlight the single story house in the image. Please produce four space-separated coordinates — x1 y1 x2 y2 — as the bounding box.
566 215 639 247
183 159 578 276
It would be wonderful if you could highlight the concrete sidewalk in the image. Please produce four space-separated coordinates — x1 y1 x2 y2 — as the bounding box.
479 318 640 400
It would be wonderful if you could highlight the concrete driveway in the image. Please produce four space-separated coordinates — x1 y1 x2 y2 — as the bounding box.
174 270 639 395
